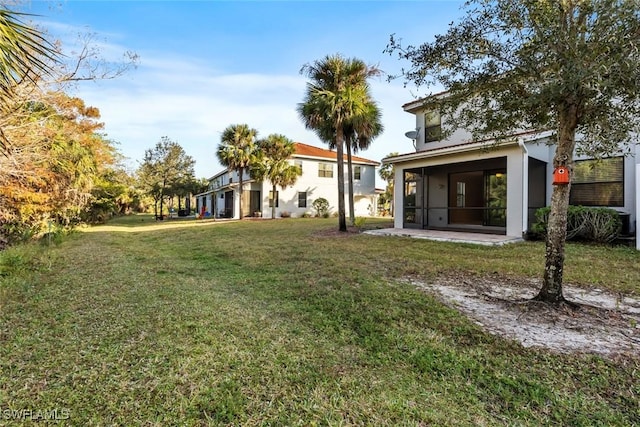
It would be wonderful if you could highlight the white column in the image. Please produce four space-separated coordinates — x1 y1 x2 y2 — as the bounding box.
394 166 403 228
506 151 524 237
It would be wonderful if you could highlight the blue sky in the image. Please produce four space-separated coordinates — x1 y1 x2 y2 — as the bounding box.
24 0 465 184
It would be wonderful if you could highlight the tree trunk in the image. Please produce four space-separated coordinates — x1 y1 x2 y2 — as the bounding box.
336 128 347 232
390 186 394 217
346 138 355 226
271 183 277 220
238 167 244 219
535 105 579 303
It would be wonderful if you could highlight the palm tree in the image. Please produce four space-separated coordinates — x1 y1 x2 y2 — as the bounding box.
0 10 57 101
298 54 379 232
216 124 258 219
0 9 58 151
308 93 383 225
252 134 302 219
344 98 383 224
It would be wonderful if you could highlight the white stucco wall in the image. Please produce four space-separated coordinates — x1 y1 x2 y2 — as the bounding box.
413 110 473 153
505 147 525 236
204 156 379 220
261 158 378 218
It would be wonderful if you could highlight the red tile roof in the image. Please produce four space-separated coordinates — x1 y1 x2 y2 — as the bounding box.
294 142 379 165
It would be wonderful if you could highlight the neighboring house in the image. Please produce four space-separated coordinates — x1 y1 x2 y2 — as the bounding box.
384 97 639 246
195 142 380 219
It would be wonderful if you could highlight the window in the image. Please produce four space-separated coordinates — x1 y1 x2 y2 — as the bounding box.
318 163 333 178
298 192 307 208
269 190 279 208
424 111 441 142
456 182 466 207
570 157 624 207
403 170 421 225
294 160 303 173
354 166 361 180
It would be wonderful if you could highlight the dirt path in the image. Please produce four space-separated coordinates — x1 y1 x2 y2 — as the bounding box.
407 274 640 360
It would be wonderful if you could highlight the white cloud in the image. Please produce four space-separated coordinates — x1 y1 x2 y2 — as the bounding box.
74 49 416 184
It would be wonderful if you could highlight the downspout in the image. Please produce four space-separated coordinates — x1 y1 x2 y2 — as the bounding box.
518 138 529 238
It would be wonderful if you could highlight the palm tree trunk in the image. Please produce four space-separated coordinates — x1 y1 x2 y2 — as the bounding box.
336 128 347 232
346 138 355 226
271 183 277 219
238 167 244 219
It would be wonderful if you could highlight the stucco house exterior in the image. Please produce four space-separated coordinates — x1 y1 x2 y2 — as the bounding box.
384 97 639 248
195 142 380 219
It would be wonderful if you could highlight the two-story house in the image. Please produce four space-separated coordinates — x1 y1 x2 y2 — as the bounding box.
384 97 639 246
195 142 380 219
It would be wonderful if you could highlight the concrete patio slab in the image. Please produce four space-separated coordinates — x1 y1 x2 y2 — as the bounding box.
362 228 524 246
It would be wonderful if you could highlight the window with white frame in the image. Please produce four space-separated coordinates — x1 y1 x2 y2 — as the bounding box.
298 192 307 208
318 162 333 178
570 157 624 207
294 160 303 173
354 166 361 180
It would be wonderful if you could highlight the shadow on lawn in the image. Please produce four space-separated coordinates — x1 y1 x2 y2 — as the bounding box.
80 214 232 233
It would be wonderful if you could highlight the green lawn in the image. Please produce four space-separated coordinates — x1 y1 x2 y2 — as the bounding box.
1 215 639 426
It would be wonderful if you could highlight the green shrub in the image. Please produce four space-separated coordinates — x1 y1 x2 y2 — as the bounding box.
532 206 622 243
0 242 53 277
0 250 27 276
301 212 312 218
311 198 329 218
582 208 623 242
354 217 367 229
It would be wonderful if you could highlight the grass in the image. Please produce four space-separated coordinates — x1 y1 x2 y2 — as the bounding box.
1 214 639 425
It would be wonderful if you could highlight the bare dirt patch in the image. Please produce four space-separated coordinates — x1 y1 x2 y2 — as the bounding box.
406 274 640 360
312 226 361 238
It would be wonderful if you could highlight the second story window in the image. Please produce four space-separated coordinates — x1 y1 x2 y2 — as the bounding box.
354 166 361 180
294 159 303 173
318 162 333 178
425 111 441 142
